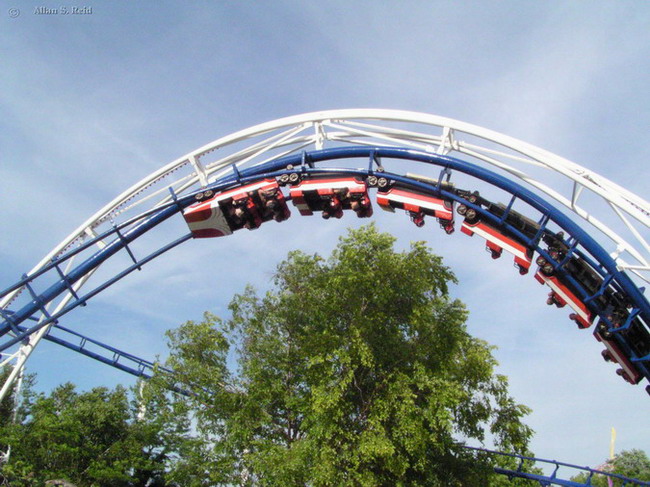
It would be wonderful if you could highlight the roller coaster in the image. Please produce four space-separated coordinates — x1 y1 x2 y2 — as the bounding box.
1 110 649 484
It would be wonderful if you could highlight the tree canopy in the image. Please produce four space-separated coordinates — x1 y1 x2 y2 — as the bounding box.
0 380 186 487
2 225 539 486
159 224 534 486
570 449 650 486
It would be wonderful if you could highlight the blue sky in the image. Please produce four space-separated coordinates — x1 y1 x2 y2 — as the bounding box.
2 0 650 475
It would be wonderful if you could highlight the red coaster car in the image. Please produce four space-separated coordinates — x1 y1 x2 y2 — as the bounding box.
376 184 454 233
456 195 535 275
289 176 373 219
183 179 290 238
459 218 533 274
534 270 594 329
595 325 643 385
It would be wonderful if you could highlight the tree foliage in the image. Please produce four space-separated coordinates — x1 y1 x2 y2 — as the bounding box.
0 367 15 430
160 224 534 486
2 225 538 485
0 380 186 487
570 449 650 486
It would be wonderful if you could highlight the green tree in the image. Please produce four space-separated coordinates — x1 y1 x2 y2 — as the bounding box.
0 380 186 487
570 449 650 486
161 224 534 486
611 449 650 481
0 367 15 430
1 366 34 476
1 366 15 473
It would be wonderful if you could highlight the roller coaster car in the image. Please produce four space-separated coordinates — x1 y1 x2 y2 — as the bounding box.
534 270 594 329
457 194 534 275
595 325 643 385
289 176 373 219
376 183 454 233
534 241 632 330
535 233 598 284
597 312 650 359
183 179 290 238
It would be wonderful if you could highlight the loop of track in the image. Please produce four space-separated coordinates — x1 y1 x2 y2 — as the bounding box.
2 146 649 396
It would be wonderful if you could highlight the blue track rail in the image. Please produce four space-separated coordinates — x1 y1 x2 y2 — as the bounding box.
2 310 170 380
1 146 648 390
466 446 650 486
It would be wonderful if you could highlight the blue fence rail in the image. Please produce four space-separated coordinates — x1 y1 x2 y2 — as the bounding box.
466 446 650 486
